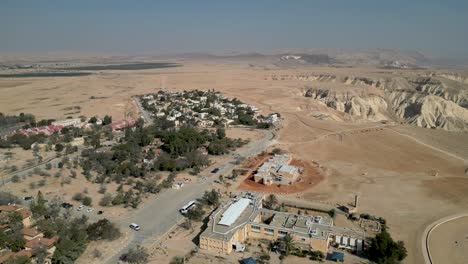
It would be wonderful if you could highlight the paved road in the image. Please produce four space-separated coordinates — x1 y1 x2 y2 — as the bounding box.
133 96 153 126
104 129 273 263
421 212 468 264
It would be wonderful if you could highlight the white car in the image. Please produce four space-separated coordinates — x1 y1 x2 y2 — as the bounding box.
87 208 94 213
77 205 84 211
129 223 140 231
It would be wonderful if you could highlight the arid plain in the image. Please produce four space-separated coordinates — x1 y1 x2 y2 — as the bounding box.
1 58 467 263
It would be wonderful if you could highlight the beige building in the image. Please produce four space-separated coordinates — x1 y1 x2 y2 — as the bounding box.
0 205 33 228
199 193 342 255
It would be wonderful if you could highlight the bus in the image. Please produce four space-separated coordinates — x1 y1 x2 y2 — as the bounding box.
180 200 196 214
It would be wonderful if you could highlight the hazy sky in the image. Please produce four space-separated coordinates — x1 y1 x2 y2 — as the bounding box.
1 0 468 58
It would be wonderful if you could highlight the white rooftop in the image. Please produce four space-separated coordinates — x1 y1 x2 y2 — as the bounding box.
218 198 250 226
278 164 298 174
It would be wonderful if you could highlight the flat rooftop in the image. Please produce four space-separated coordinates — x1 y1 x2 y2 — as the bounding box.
201 192 263 241
255 209 333 240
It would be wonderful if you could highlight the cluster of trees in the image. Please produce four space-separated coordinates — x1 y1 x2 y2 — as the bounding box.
80 122 244 183
2 133 47 150
367 230 407 264
0 113 35 128
72 193 93 206
27 191 121 263
1 120 85 151
99 184 142 208
0 211 26 253
234 107 256 126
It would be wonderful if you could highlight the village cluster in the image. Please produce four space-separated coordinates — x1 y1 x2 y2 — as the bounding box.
139 89 279 128
0 205 57 263
12 118 135 137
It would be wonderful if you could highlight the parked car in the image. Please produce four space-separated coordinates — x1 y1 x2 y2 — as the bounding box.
23 196 34 201
97 210 103 215
211 167 221 173
129 223 140 231
77 205 84 211
61 202 73 209
87 208 94 213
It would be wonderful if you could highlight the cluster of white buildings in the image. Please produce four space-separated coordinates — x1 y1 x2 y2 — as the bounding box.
140 90 269 128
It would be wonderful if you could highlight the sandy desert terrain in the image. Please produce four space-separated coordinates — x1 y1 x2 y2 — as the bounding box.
1 59 467 263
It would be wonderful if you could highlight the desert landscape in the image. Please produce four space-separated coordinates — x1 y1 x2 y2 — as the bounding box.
0 50 467 264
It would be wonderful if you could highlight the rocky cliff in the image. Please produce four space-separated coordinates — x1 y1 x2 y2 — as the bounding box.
301 75 468 131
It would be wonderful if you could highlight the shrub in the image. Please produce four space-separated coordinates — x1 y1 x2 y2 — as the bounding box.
99 194 113 207
72 193 84 201
11 175 21 183
82 196 92 206
38 179 46 187
119 246 149 264
98 184 107 194
87 219 121 241
170 256 185 264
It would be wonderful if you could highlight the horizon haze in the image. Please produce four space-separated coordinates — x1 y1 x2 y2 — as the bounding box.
1 0 468 60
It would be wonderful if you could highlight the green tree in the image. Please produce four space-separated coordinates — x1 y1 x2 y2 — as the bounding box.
201 189 220 207
216 128 226 139
7 211 24 231
103 115 112 125
30 191 47 218
263 194 278 209
186 206 205 221
283 234 295 256
7 232 25 252
271 148 283 155
87 219 121 241
367 230 407 264
82 196 92 206
4 255 31 264
88 116 97 124
55 143 64 152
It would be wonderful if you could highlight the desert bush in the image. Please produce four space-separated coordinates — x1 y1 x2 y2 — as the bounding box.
119 246 149 264
99 194 113 207
37 179 46 187
72 193 84 201
11 175 20 183
82 196 92 206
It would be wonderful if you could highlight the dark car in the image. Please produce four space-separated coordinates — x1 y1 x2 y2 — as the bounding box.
61 202 73 209
211 167 220 173
97 210 103 215
23 196 34 201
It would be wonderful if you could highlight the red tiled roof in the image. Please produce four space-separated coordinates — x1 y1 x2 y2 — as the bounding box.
25 236 58 249
21 227 42 237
